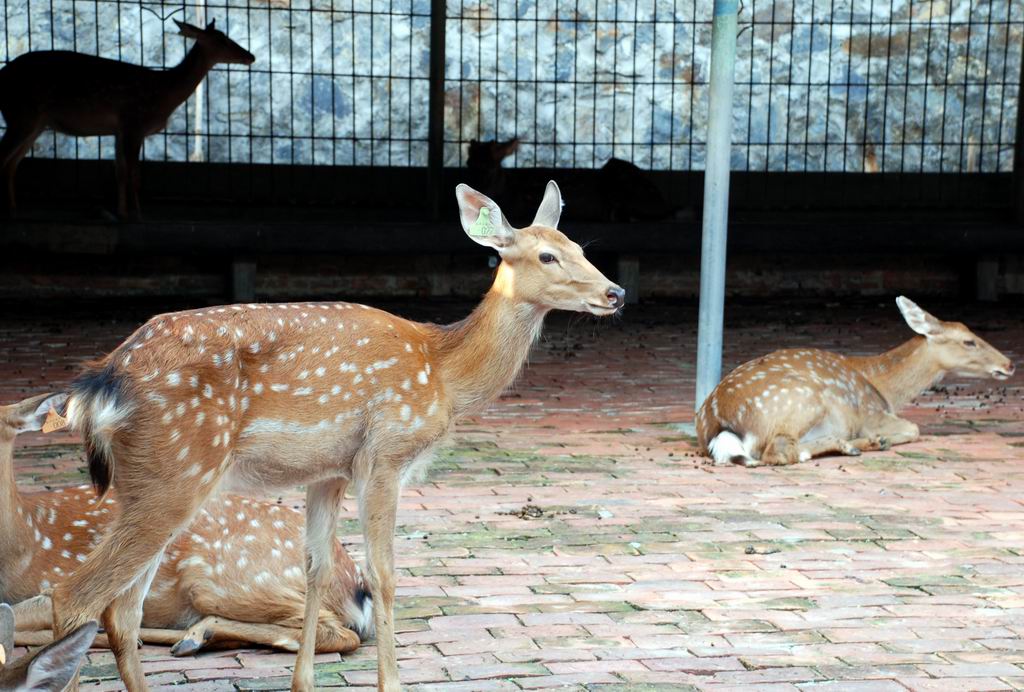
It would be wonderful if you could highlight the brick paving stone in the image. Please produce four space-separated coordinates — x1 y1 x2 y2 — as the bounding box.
5 300 1023 691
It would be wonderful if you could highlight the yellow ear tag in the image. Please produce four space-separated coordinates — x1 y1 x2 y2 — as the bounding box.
0 643 7 665
42 406 69 433
469 206 494 237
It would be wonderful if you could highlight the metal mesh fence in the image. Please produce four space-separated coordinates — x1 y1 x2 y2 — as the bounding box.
2 0 1021 172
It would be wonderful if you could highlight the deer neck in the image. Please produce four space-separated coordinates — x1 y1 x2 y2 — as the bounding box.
162 44 213 112
853 336 945 410
0 434 33 594
437 263 548 417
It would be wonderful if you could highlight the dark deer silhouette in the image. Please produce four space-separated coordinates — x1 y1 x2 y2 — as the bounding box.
0 20 254 219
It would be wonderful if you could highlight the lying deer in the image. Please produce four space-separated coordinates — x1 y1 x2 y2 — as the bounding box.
0 20 254 218
1 603 98 692
52 181 624 691
697 297 1015 467
0 392 371 657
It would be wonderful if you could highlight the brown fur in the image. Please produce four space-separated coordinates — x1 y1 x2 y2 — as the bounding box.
52 181 623 692
697 297 1014 466
0 393 369 657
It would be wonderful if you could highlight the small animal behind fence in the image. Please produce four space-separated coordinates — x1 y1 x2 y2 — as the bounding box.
697 297 1014 467
0 392 371 658
1 603 97 692
0 19 254 220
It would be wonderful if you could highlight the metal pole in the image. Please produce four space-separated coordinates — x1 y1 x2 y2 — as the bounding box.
427 0 446 220
695 0 739 411
1014 33 1024 225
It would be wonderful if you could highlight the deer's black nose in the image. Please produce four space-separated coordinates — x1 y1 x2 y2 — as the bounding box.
607 286 626 308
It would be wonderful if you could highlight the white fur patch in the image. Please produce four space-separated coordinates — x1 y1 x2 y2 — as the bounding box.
708 431 756 465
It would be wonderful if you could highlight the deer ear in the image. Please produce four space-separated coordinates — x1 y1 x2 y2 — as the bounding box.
206 18 216 30
22 621 98 691
175 20 202 38
0 603 13 667
896 296 943 337
15 393 68 434
455 184 516 252
531 180 563 229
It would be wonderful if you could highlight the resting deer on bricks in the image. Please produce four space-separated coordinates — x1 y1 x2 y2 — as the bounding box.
1 603 98 692
0 19 254 218
0 392 371 657
52 180 624 691
697 297 1014 467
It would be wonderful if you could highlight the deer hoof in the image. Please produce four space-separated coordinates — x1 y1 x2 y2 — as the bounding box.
877 437 891 451
170 637 201 657
171 629 211 657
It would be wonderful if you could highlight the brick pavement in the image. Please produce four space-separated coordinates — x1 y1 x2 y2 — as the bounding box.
2 298 1022 691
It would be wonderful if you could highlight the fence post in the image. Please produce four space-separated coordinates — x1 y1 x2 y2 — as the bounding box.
427 0 446 220
1015 45 1024 224
694 0 739 412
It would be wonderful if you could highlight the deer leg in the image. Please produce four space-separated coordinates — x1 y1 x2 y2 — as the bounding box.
291 477 349 692
119 131 145 220
361 468 401 692
101 552 164 691
856 413 921 450
759 435 801 466
0 124 42 212
51 488 216 692
12 595 52 630
797 436 870 460
173 615 359 657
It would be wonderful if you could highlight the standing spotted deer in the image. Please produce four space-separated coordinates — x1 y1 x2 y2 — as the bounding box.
1 603 98 692
52 181 625 691
0 392 371 656
697 297 1014 467
0 20 254 218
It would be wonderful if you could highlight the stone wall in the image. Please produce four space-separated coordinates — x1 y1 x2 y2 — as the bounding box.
1 0 1020 171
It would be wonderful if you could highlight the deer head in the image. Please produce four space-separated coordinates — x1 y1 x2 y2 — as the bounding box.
174 19 256 66
455 181 625 314
0 393 68 442
896 296 1015 380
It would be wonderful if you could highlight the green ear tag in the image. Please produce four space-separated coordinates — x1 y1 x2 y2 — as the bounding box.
469 206 494 237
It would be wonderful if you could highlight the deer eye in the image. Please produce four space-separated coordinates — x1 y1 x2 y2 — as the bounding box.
539 252 557 264
963 339 977 347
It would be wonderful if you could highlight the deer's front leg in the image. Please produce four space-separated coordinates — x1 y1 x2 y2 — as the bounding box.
291 477 348 692
362 467 401 692
116 131 145 220
856 413 921 450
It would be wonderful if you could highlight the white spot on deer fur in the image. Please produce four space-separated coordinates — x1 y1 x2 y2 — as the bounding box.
271 384 289 392
417 370 428 385
170 429 181 442
353 374 364 385
63 533 72 541
41 536 52 550
298 370 309 380
318 394 329 404
331 385 342 395
399 404 411 421
176 402 186 417
404 343 413 352
196 411 206 426
184 463 202 478
166 372 181 386
293 387 312 396
177 447 190 461
356 337 370 347
203 384 214 398
61 549 72 559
